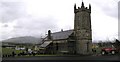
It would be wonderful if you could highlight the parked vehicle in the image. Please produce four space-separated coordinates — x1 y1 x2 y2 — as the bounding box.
101 47 117 55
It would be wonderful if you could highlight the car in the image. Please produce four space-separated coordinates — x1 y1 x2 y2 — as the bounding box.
101 47 117 55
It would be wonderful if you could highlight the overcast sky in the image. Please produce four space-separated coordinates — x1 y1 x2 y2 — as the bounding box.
0 0 119 42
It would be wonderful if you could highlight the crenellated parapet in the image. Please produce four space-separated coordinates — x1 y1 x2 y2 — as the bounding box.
74 2 91 13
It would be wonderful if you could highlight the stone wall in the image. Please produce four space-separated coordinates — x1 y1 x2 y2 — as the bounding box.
74 2 92 55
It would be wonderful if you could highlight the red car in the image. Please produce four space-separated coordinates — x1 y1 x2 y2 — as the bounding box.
101 47 117 55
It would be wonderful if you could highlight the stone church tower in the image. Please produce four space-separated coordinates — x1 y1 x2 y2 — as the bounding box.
74 2 92 54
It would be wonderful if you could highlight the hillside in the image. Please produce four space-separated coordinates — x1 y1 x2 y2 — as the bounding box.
1 36 43 44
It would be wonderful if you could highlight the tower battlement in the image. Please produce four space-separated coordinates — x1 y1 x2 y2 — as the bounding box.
74 2 91 13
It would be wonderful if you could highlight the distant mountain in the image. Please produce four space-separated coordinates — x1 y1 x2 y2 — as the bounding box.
1 36 43 44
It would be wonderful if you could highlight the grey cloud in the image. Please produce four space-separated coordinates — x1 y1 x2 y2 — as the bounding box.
102 5 118 18
0 0 60 40
104 1 118 18
14 17 58 30
10 17 59 38
0 0 26 23
91 0 119 18
3 24 8 27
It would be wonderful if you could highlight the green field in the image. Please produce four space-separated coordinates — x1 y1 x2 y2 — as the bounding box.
2 47 24 55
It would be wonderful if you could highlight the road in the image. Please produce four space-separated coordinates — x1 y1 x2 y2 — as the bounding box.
2 55 120 62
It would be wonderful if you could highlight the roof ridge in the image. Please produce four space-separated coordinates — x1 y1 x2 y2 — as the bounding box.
51 29 73 34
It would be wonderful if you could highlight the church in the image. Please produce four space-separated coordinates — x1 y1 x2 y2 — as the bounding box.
40 2 92 55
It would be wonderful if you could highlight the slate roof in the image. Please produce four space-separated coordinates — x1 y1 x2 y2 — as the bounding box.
40 30 73 47
40 41 52 47
45 30 73 40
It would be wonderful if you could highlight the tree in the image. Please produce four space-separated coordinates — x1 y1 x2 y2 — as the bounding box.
113 39 120 49
98 41 102 47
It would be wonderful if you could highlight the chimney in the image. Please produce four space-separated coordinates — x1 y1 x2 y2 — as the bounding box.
48 30 51 40
61 29 63 32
